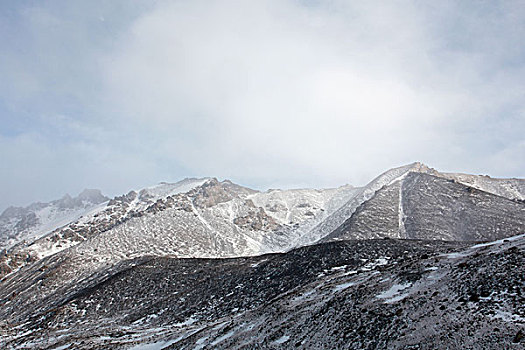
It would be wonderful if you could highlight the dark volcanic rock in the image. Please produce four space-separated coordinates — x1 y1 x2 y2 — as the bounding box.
1 236 523 349
402 173 525 241
326 173 525 242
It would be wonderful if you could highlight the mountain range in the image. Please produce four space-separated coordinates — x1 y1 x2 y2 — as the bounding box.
0 162 524 349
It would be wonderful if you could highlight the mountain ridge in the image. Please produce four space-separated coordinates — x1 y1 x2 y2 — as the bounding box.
0 189 109 253
1 162 524 348
1 162 524 281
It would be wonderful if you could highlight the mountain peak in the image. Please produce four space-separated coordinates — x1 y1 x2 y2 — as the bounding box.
406 161 433 172
77 189 109 204
54 189 108 209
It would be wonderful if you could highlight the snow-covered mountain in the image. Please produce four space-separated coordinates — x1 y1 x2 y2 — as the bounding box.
299 162 437 244
0 189 109 252
1 162 524 281
306 162 525 244
324 171 525 242
0 177 354 278
0 162 524 348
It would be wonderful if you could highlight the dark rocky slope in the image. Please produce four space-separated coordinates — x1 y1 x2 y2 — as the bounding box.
1 235 523 349
325 172 525 242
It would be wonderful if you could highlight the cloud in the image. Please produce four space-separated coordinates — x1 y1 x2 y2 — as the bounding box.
100 1 524 185
1 0 524 209
0 118 166 208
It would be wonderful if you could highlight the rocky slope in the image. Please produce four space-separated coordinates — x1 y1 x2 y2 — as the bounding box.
1 234 523 349
324 172 525 242
306 163 525 244
0 178 355 279
0 163 523 309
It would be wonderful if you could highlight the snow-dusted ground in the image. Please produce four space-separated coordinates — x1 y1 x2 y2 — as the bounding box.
2 234 523 349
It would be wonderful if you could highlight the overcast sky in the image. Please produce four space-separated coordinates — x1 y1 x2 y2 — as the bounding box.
1 0 524 211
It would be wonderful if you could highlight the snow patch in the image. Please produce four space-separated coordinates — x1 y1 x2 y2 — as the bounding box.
274 335 290 344
210 330 235 346
377 283 412 303
492 310 525 323
333 281 357 292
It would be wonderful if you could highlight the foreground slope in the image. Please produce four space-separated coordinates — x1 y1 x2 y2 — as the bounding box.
1 235 523 349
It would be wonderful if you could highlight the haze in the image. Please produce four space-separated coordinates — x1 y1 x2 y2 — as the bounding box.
1 0 524 211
